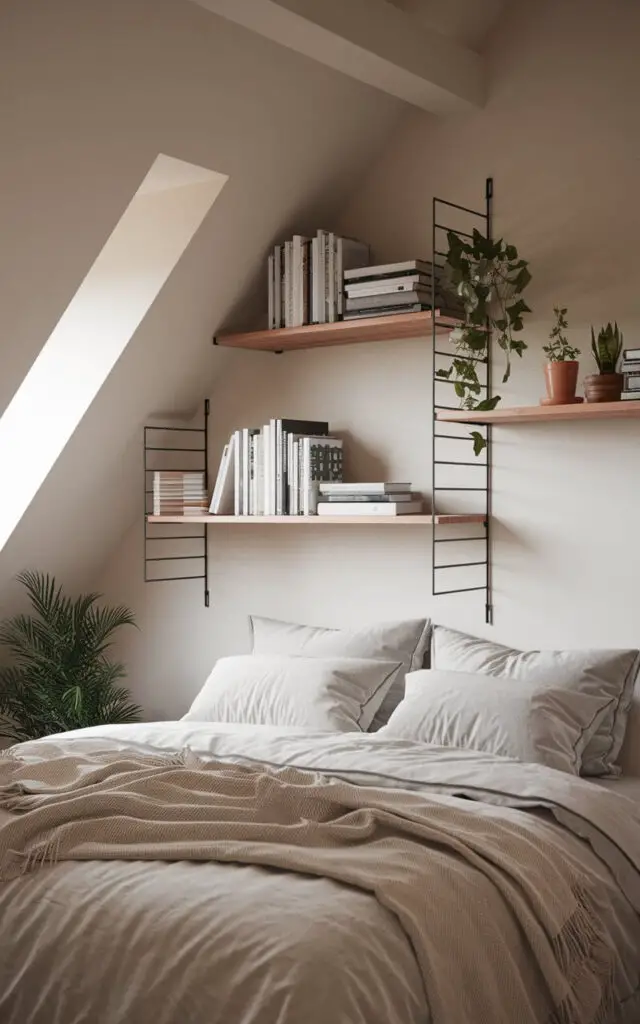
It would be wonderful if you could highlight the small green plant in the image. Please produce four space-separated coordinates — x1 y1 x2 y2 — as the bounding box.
591 322 623 374
0 571 141 742
543 307 580 362
443 229 532 455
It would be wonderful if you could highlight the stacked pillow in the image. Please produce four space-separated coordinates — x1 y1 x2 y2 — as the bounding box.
182 616 431 733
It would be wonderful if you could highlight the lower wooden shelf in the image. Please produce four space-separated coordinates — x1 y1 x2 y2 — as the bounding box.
147 514 486 526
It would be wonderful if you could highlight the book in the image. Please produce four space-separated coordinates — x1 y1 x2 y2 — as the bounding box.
300 437 343 514
273 245 283 329
241 429 259 515
621 360 640 373
313 230 328 324
209 436 235 514
153 471 207 516
623 348 640 362
320 493 413 503
292 235 310 327
262 422 272 514
344 259 435 282
345 273 434 298
344 303 425 320
623 374 640 391
233 429 243 516
319 482 410 494
284 241 293 328
317 500 423 516
621 391 640 400
346 289 433 312
267 254 275 330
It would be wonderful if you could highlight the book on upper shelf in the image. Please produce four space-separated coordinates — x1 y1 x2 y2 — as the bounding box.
318 499 423 516
344 260 437 282
345 289 434 313
343 303 427 320
320 493 413 503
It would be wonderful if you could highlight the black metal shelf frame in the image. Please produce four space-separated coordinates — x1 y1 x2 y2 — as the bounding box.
431 179 493 623
143 400 210 607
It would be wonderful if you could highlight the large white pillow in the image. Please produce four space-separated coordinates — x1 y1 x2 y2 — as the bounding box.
183 654 401 732
432 626 640 776
250 615 431 729
380 669 615 775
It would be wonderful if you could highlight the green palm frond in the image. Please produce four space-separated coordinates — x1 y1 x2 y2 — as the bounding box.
0 571 141 741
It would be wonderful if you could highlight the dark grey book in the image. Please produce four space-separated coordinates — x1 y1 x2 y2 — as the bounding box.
275 419 329 515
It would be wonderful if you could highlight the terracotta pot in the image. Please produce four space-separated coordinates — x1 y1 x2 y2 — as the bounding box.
584 373 624 403
543 361 579 405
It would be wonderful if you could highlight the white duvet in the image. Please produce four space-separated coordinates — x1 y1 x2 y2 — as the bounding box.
1 721 639 1024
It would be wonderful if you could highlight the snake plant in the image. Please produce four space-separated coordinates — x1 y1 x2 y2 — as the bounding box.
591 323 623 374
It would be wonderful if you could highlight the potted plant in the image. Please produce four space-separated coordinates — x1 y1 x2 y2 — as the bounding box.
443 229 532 455
0 570 141 742
541 307 581 405
585 323 624 402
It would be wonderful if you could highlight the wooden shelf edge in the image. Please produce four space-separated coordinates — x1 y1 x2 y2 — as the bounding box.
147 514 486 526
436 399 640 425
215 311 462 352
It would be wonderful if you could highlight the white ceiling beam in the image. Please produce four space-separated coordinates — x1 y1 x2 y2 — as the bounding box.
192 0 485 114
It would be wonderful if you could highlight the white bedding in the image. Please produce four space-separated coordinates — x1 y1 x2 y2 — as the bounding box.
1 721 639 1024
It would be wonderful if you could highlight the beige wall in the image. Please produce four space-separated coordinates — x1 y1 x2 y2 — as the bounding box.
5 0 640 718
0 0 402 610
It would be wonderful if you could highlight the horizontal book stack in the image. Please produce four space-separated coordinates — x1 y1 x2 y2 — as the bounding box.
343 260 464 321
152 472 208 516
210 419 343 516
317 482 423 516
621 346 640 400
268 233 370 328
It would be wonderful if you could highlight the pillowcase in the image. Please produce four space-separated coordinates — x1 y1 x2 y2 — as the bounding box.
183 654 401 732
432 626 640 776
250 615 431 730
380 669 615 775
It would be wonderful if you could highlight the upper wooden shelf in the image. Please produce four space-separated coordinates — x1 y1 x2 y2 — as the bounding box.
436 400 640 425
215 311 461 353
148 513 486 526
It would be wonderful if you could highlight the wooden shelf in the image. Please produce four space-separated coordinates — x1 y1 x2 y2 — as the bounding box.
436 400 640 425
148 514 486 526
215 311 461 352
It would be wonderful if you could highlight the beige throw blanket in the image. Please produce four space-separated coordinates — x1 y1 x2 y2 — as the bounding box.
0 745 615 1024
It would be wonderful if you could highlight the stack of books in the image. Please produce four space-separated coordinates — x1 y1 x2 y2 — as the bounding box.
343 260 463 320
317 482 422 516
621 345 640 400
210 418 343 516
268 232 370 328
152 471 208 516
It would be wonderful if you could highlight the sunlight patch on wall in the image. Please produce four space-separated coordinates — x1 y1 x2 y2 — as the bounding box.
0 155 227 553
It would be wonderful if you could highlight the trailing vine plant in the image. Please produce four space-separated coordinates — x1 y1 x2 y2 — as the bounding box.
441 230 532 455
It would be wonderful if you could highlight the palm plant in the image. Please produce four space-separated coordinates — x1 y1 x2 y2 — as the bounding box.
0 571 141 743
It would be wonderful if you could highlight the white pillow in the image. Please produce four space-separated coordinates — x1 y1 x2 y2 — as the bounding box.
380 669 616 775
432 626 640 776
183 654 401 732
250 615 431 730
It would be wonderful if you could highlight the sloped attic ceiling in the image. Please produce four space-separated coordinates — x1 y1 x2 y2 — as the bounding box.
0 0 405 610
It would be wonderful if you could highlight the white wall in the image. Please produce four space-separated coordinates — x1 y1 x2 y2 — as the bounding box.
8 0 640 718
0 0 402 610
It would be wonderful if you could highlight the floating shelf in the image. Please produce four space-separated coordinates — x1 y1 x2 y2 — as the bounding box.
215 311 461 353
436 400 640 425
147 514 486 526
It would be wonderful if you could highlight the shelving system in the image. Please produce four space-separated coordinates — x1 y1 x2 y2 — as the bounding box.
436 400 640 424
144 182 496 612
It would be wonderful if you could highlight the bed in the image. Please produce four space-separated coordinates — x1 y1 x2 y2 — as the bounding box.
1 721 639 1024
1 619 640 1024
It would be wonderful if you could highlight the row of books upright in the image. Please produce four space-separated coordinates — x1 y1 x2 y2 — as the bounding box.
621 345 640 400
268 232 369 328
210 419 343 516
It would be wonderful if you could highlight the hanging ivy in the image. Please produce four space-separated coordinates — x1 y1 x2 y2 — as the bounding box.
440 229 532 454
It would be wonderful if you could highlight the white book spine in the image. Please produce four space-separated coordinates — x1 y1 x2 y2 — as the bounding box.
310 238 319 323
302 240 310 325
209 442 229 513
241 429 250 515
317 500 422 516
327 232 336 323
275 420 283 516
233 429 242 516
262 424 271 515
267 253 275 330
317 231 327 324
292 440 300 515
273 246 282 329
269 418 278 515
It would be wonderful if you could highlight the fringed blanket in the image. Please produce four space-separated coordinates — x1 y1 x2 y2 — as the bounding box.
0 743 617 1024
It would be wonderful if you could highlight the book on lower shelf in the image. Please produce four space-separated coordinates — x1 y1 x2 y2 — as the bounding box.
153 471 207 516
317 500 423 517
